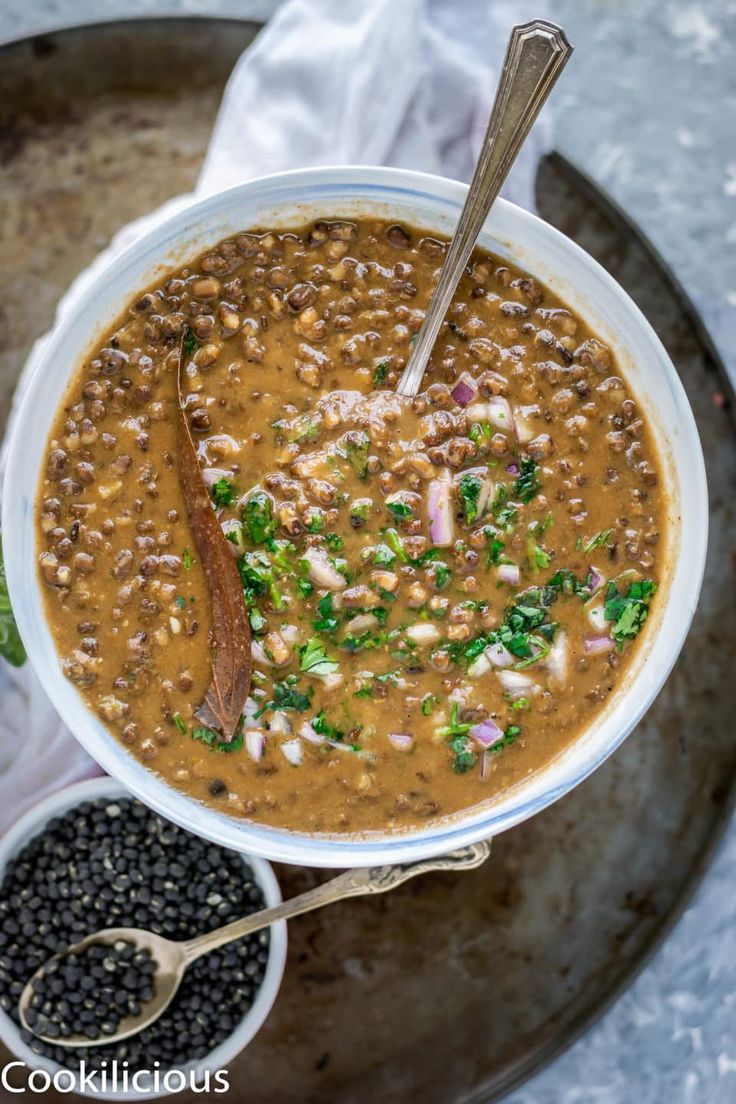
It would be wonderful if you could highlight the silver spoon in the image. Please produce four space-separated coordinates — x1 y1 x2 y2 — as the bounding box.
396 19 573 398
19 840 491 1048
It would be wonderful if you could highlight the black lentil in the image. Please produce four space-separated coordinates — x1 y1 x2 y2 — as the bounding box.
0 796 269 1073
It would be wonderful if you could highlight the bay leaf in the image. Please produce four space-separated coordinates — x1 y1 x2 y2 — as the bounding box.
176 338 251 741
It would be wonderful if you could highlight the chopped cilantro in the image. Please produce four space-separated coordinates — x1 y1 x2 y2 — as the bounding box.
487 537 506 566
211 477 236 508
306 513 325 534
458 472 483 524
469 422 493 444
182 327 197 357
341 430 371 479
249 607 267 635
242 491 275 545
526 535 551 572
386 500 413 522
296 577 314 598
449 734 476 774
583 529 613 554
324 533 344 552
172 712 187 735
604 578 657 650
312 710 346 742
492 485 517 530
182 548 194 570
255 680 313 717
382 528 408 562
514 457 541 504
299 637 340 678
373 543 396 567
421 694 439 716
313 593 339 634
434 562 452 589
192 727 244 753
373 360 389 386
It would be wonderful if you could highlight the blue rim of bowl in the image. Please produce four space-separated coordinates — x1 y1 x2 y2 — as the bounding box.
1 165 708 867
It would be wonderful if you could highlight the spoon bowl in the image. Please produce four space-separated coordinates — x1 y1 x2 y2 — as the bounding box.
19 928 188 1048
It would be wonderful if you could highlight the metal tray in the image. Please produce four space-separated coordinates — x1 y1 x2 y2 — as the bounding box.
0 18 734 1103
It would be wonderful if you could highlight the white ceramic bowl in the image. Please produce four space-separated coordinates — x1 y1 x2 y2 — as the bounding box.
0 777 287 1100
2 166 708 868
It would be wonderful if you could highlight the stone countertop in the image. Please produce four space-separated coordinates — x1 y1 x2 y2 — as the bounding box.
1 3 735 1104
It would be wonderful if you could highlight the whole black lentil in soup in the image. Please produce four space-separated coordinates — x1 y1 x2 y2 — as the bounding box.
37 219 664 833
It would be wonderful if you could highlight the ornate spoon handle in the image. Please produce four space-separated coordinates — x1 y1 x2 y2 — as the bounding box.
182 840 492 965
396 20 573 398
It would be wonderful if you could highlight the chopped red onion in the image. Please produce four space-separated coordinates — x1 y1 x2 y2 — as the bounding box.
506 462 519 475
220 518 245 557
545 629 568 686
486 641 514 668
388 733 414 752
427 474 454 547
514 405 537 443
245 730 265 762
584 634 614 655
251 640 273 668
302 546 347 589
469 718 503 748
406 623 441 646
487 396 514 431
450 378 477 407
497 669 535 698
242 697 260 726
468 652 491 678
588 566 606 592
201 466 232 487
497 562 520 586
587 602 607 632
281 738 303 766
299 721 323 745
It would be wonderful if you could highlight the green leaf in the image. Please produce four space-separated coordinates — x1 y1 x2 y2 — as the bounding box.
583 529 613 554
299 637 340 678
183 327 197 357
324 533 344 552
526 535 551 572
182 547 194 570
373 360 389 386
448 734 476 774
0 539 25 667
313 593 339 634
604 578 657 650
386 500 413 522
514 457 541 504
210 477 236 508
458 472 483 524
341 430 371 479
191 727 244 752
242 491 275 545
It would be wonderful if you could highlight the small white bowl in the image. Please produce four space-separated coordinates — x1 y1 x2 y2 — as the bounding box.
2 165 708 868
0 776 287 1100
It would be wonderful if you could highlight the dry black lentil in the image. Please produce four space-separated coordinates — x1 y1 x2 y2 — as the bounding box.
0 796 269 1072
25 941 155 1042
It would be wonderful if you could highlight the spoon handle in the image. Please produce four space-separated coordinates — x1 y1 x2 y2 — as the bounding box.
395 20 573 398
181 839 491 965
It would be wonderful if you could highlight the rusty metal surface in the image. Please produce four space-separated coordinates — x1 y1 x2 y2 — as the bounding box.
0 20 734 1104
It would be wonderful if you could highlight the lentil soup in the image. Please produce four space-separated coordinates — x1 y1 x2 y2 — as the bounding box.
37 218 664 834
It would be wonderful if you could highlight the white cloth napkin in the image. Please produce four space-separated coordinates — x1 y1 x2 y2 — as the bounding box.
0 0 551 831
